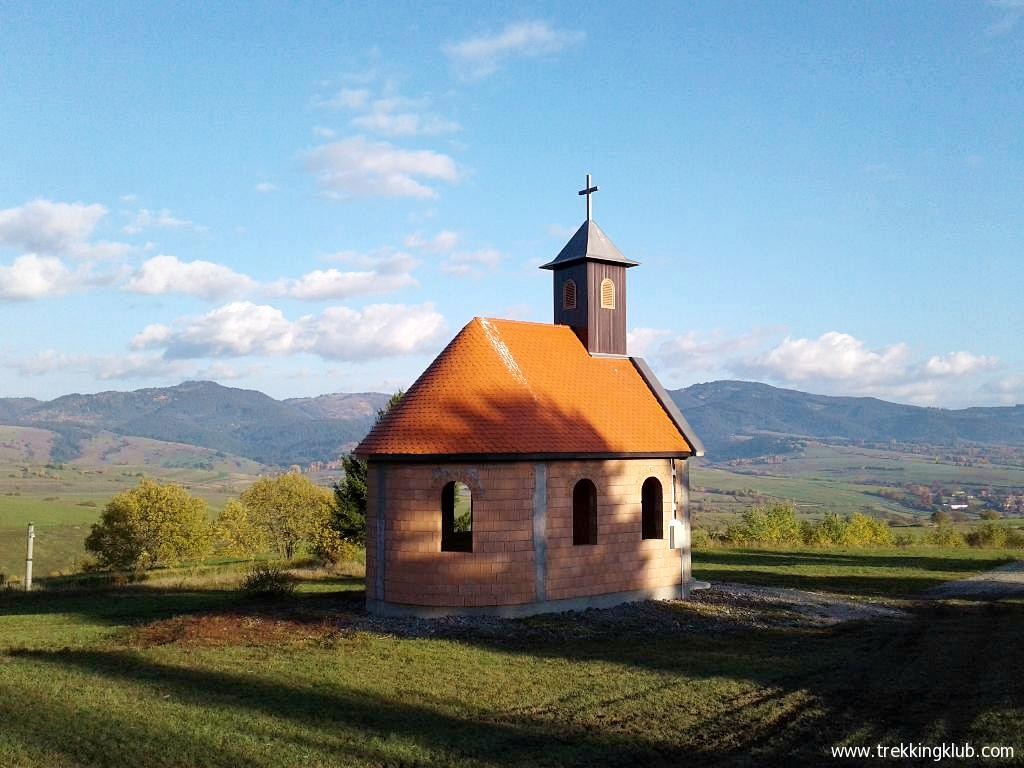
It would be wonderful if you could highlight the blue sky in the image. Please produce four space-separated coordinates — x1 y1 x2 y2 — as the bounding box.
1 1 1021 407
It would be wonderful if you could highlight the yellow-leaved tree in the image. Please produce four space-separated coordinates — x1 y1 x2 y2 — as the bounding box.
239 473 336 560
214 499 269 559
85 478 213 569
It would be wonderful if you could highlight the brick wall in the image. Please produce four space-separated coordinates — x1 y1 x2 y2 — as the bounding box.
545 459 683 601
366 457 688 609
368 461 537 607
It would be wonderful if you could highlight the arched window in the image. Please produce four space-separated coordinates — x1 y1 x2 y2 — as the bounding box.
562 279 577 310
572 479 597 545
641 477 663 540
441 480 472 552
600 278 615 309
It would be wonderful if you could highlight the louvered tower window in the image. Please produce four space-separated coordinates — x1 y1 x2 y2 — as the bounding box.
600 278 615 309
562 279 577 310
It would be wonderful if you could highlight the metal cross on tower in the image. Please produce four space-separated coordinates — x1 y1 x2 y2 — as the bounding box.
578 174 599 221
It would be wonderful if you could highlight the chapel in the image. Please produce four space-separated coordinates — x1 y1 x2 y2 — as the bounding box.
355 177 704 616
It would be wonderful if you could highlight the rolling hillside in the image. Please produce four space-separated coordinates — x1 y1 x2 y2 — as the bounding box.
0 381 389 466
671 380 1024 457
1 379 1022 467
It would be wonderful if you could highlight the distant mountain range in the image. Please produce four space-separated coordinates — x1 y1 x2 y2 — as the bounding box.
671 380 1024 458
0 381 389 466
0 379 1021 466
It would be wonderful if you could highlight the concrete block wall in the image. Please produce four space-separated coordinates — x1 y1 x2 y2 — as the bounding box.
544 459 683 601
366 457 688 611
368 461 537 607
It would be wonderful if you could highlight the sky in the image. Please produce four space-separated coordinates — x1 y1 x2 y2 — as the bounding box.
0 1 1021 408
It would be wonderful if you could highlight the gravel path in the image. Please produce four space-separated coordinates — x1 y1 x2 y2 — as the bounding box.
703 582 906 625
924 560 1024 600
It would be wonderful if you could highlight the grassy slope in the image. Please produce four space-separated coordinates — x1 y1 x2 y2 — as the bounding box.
0 444 268 577
1 552 1022 767
692 547 1016 596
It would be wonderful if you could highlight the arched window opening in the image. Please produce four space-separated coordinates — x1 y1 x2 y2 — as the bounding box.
600 278 615 309
441 480 473 552
562 279 577 310
641 477 663 540
573 479 598 545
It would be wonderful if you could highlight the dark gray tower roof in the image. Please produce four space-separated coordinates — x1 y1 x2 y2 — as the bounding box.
539 220 640 270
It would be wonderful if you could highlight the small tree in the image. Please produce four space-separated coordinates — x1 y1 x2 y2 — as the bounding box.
85 478 213 569
214 499 268 559
925 522 965 548
725 502 802 546
931 510 952 526
331 390 404 545
241 473 334 560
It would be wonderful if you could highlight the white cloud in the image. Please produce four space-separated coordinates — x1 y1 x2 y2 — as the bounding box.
351 110 460 138
134 302 299 358
305 136 459 199
132 300 445 362
632 327 779 373
320 84 459 138
742 332 910 385
0 254 76 300
0 199 132 260
123 208 206 236
125 255 257 299
313 126 337 139
404 230 460 254
9 349 190 380
443 21 585 79
440 248 502 277
254 182 276 194
301 304 445 360
268 266 416 300
924 351 999 377
320 87 371 110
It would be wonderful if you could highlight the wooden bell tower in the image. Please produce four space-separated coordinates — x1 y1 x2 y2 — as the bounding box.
540 175 639 356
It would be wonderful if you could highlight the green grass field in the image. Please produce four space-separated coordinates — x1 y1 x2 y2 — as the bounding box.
1 550 1022 767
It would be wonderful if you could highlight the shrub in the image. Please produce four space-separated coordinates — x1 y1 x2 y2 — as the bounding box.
925 523 965 548
690 527 713 550
966 521 1009 549
800 512 894 547
240 474 335 560
241 565 296 599
85 479 213 570
214 499 268 559
725 503 802 546
894 532 917 547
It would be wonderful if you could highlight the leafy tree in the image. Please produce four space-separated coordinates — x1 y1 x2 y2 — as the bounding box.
931 510 952 526
331 390 404 545
980 509 1001 521
240 473 335 560
725 502 802 546
85 478 213 569
925 522 964 548
214 499 268 559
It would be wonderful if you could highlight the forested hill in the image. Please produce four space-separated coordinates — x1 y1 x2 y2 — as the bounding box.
0 381 390 466
1 379 1022 466
670 380 1024 455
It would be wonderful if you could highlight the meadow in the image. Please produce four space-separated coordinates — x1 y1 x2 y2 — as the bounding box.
1 548 1022 767
0 427 267 578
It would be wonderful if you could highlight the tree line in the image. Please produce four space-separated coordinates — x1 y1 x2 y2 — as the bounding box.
83 391 402 571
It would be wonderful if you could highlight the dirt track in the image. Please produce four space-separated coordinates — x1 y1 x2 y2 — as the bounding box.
924 559 1024 600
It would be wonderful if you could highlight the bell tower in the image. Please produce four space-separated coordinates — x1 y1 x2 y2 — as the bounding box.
540 175 639 356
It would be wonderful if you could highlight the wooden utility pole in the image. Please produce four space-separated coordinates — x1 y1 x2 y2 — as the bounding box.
25 522 34 592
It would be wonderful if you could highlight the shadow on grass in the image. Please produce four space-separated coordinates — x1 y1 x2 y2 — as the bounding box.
692 548 1017 596
0 577 366 627
6 601 1024 766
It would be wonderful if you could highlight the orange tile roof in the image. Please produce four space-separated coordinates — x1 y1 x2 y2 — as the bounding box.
356 317 696 458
